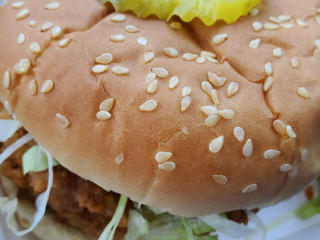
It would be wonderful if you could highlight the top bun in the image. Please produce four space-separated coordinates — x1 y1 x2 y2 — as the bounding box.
0 0 319 216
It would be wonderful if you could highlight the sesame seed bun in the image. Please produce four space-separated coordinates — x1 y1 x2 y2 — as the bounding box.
0 0 320 219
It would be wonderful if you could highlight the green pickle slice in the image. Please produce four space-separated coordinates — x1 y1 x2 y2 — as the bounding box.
101 0 261 25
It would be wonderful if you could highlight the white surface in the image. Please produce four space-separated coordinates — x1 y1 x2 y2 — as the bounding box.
218 184 320 240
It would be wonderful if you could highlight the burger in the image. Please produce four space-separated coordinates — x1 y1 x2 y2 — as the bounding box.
0 0 319 239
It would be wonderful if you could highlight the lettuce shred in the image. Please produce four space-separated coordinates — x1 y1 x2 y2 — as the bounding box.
22 145 59 175
296 177 320 219
124 205 218 240
0 150 54 236
99 195 128 240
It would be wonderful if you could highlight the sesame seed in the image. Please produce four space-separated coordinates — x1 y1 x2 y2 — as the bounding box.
291 58 299 68
3 71 11 89
243 139 253 157
170 21 181 30
144 52 155 63
99 98 115 112
146 80 158 94
4 101 12 114
92 65 109 73
96 111 111 121
206 57 218 63
233 127 244 142
29 42 42 54
297 87 311 99
152 67 168 78
137 37 148 46
17 33 26 44
226 82 239 98
212 175 228 185
196 56 206 64
212 33 228 44
201 51 216 59
280 164 292 172
264 149 281 159
164 47 178 58
296 18 308 28
15 58 31 74
263 76 274 92
51 26 63 38
315 16 320 26
301 149 309 162
183 53 198 61
169 76 179 89
40 80 54 93
209 136 224 153
110 34 125 42
218 109 234 119
115 153 124 165
264 22 280 30
205 115 220 127
58 38 71 48
146 72 156 84
207 72 227 87
181 127 189 135
181 96 191 112
264 62 273 75
252 21 263 31
16 9 29 20
111 14 126 23
158 162 176 171
155 152 173 164
29 20 36 27
29 79 37 95
250 8 259 17
11 1 24 8
41 22 54 32
200 81 213 96
112 66 129 75
44 2 61 10
139 100 157 112
273 119 286 136
249 38 260 49
125 25 139 33
211 89 220 105
288 166 298 177
242 184 258 193
280 22 294 28
272 47 282 58
201 106 218 116
269 16 281 24
182 87 192 97
278 15 291 22
56 113 70 128
315 39 320 49
286 125 296 138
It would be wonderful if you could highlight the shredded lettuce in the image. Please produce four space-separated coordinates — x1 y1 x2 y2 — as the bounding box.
125 210 149 240
0 134 33 165
125 206 217 240
99 195 128 240
181 217 195 240
296 177 320 219
0 119 21 142
22 145 59 175
0 150 54 236
200 213 265 240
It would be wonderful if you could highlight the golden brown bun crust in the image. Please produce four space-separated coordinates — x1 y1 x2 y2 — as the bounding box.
0 0 319 216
